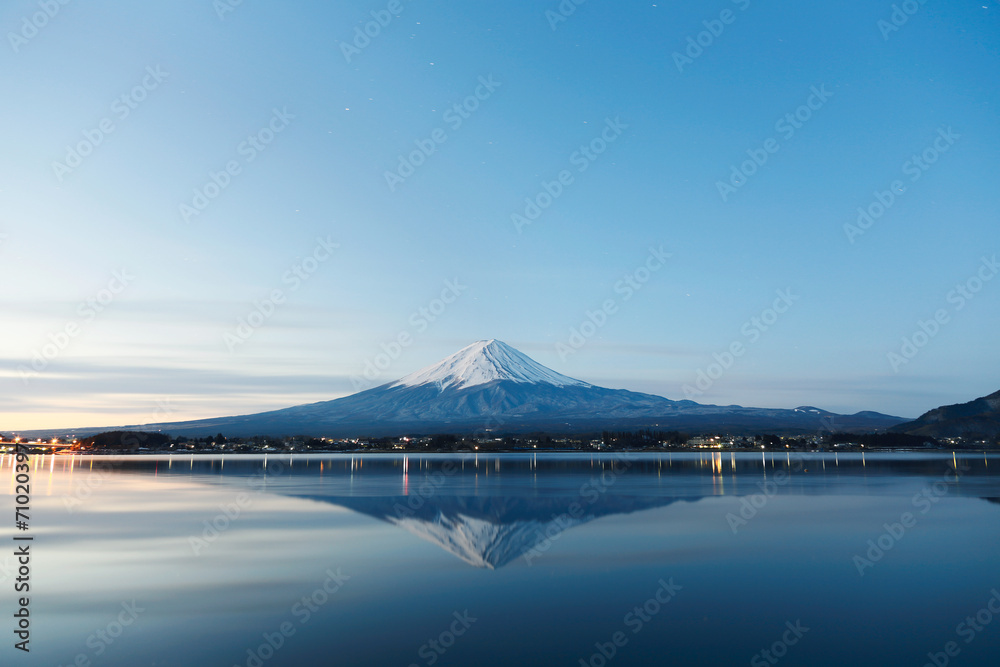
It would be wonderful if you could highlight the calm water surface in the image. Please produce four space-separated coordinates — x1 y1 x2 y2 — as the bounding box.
4 451 1000 667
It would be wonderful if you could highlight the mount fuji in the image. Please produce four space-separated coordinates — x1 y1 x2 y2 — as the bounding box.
315 494 692 569
100 339 905 437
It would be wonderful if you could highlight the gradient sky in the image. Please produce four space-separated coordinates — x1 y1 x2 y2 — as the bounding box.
2 0 998 430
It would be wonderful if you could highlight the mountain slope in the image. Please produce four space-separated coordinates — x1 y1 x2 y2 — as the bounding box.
892 390 1000 439
33 339 907 437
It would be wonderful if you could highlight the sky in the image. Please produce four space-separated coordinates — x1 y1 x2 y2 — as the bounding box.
2 0 998 430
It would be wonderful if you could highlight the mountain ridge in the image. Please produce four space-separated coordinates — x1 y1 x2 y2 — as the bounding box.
892 389 1000 439
16 339 908 437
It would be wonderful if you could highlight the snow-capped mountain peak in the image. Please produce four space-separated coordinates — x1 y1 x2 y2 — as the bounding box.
389 339 590 391
387 512 589 569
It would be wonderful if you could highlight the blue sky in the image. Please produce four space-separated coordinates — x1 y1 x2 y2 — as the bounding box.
2 0 998 429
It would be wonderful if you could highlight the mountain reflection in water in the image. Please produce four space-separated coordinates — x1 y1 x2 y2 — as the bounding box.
7 451 1000 667
77 450 999 570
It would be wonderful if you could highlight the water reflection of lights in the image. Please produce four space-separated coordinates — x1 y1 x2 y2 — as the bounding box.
47 454 55 496
711 452 723 475
711 453 725 495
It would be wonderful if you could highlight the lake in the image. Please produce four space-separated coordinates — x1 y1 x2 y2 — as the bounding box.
6 451 1000 666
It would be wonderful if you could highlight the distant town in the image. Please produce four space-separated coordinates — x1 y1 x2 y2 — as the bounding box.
1 428 995 455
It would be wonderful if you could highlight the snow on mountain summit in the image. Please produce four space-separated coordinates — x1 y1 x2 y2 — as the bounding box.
390 339 591 391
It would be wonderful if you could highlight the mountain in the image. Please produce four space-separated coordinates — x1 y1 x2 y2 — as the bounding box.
891 389 1000 440
390 338 590 390
315 494 688 569
36 339 906 437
